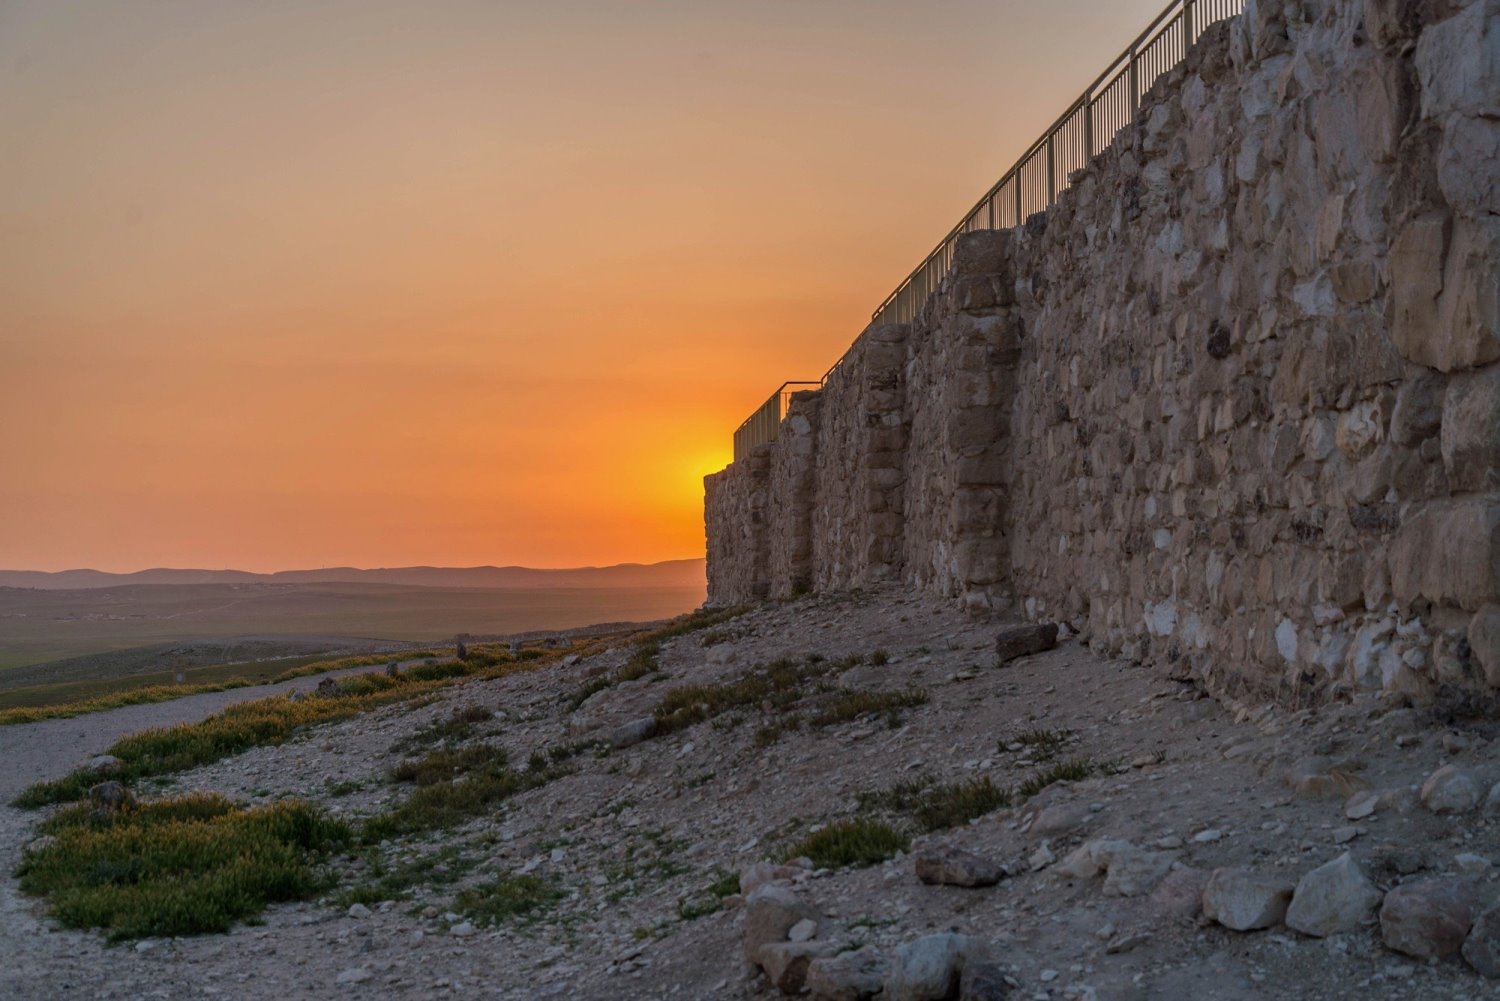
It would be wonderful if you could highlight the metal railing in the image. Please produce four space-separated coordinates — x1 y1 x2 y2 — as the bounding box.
730 0 1245 457
733 382 822 460
871 0 1244 327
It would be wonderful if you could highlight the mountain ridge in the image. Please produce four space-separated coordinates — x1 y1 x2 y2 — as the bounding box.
0 558 706 591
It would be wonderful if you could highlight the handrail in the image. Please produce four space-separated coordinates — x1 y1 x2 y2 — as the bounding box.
728 0 1246 458
732 381 822 460
870 0 1244 329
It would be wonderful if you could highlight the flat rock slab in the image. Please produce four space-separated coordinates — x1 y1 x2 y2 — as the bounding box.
995 623 1059 664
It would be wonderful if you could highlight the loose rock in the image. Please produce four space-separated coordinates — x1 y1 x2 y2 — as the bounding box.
1420 765 1483 814
915 846 1003 888
1202 869 1294 931
1380 879 1477 961
994 623 1058 664
1286 853 1383 937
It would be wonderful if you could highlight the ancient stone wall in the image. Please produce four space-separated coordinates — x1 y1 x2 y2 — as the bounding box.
766 391 821 596
704 0 1500 703
809 324 910 592
704 450 770 604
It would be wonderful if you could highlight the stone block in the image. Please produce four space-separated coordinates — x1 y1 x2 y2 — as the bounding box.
1388 499 1500 610
1438 114 1500 218
1389 212 1451 370
1441 367 1500 490
1415 0 1500 120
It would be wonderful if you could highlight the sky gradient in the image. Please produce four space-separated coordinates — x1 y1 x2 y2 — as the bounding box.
2 0 1164 572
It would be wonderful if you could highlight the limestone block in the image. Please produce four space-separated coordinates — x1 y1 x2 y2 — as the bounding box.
1438 114 1500 218
1415 1 1500 120
1434 218 1500 371
1389 212 1451 369
1389 499 1500 609
1441 366 1500 491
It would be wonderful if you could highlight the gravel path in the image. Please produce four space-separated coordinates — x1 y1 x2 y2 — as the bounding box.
0 660 419 802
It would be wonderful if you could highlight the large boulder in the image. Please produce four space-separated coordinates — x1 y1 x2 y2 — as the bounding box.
885 933 984 1001
1380 879 1478 961
1202 868 1295 931
1420 764 1484 813
1286 853 1384 937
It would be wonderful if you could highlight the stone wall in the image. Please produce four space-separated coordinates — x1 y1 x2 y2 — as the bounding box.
704 449 769 604
704 0 1500 704
809 324 909 591
766 391 821 596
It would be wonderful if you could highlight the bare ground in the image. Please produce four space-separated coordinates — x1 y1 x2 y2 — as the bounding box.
3 588 1498 1000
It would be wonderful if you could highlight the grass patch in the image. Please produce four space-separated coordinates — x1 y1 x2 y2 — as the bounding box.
809 688 927 727
1017 756 1099 799
0 649 457 727
364 743 568 842
16 793 349 941
562 606 753 712
14 652 564 809
858 775 1012 833
784 817 909 869
455 874 562 927
652 658 820 735
389 745 508 786
566 641 662 711
0 681 258 727
647 653 912 741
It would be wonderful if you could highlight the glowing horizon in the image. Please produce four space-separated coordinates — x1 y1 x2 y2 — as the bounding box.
1 0 1166 574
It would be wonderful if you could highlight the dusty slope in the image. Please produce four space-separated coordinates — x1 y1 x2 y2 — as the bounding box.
3 588 1499 1000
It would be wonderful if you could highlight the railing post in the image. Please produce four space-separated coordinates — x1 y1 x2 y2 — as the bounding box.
1046 134 1056 201
1129 46 1139 116
1184 0 1196 47
1084 97 1094 161
1014 174 1023 225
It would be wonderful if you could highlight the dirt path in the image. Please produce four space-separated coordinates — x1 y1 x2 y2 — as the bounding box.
0 658 426 801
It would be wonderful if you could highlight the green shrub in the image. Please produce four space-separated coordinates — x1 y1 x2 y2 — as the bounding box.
858 775 1012 832
16 794 349 941
1017 757 1098 799
784 817 909 869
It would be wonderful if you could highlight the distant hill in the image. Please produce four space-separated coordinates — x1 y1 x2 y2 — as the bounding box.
0 559 706 591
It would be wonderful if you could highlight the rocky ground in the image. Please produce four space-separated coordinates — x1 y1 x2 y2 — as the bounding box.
5 587 1500 1000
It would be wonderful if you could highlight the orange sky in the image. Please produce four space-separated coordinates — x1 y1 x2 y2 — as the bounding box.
1 0 1164 573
